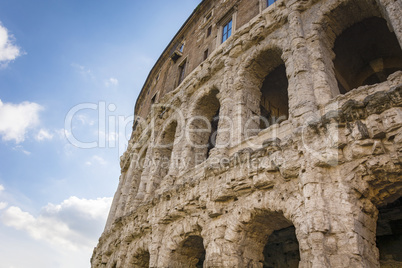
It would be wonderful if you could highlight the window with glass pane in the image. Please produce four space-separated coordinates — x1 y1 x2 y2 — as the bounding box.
178 61 186 86
222 19 232 43
267 0 276 6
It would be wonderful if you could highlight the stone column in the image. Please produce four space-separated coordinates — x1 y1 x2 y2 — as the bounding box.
298 167 379 267
124 150 145 215
376 0 402 48
286 1 318 121
306 27 340 109
208 92 233 159
203 221 244 267
133 147 154 206
229 76 261 147
113 172 130 219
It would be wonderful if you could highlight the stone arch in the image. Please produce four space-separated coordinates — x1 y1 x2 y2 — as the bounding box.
124 241 151 268
317 0 402 95
137 118 182 202
368 162 402 266
154 119 179 179
157 219 205 267
376 196 402 267
240 45 289 137
187 86 221 165
333 16 402 93
226 204 300 267
170 235 206 268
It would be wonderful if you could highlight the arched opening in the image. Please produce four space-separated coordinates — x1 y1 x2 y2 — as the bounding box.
207 108 220 157
171 235 206 268
376 197 402 266
132 250 150 268
242 47 289 137
157 120 178 178
237 211 299 267
189 88 220 163
263 226 300 268
259 63 289 129
333 17 402 94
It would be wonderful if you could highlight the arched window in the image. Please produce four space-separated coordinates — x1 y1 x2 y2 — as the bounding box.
133 251 150 267
376 197 402 266
260 63 289 129
234 211 299 267
333 17 402 94
170 235 206 267
241 48 289 138
189 88 220 164
157 120 178 178
263 225 300 267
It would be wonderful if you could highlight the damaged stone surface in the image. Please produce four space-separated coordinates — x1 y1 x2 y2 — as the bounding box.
92 0 402 267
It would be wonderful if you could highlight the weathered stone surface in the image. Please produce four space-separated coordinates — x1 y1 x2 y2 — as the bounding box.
92 0 402 267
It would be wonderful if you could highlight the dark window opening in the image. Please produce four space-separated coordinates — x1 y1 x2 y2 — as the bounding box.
333 17 402 94
204 49 209 60
173 235 205 268
132 120 138 132
377 197 402 266
222 19 232 43
158 121 178 178
260 64 289 129
132 250 150 268
178 61 187 86
151 94 156 105
263 226 300 268
207 108 220 157
190 89 220 165
207 26 212 37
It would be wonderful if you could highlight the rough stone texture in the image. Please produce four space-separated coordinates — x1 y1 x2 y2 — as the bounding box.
92 0 402 267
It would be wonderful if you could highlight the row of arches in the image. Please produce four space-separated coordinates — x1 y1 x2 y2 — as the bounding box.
108 195 402 267
127 5 402 207
148 9 401 170
157 2 402 152
113 0 402 222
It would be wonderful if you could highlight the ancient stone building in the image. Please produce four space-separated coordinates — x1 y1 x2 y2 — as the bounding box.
91 0 402 267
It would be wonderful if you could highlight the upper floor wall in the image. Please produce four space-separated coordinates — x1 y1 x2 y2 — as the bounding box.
134 0 276 120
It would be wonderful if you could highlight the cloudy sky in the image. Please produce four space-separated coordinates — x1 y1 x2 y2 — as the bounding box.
0 0 200 267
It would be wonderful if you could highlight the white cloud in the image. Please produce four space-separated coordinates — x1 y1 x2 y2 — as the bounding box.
13 145 31 155
0 22 22 67
35 129 54 141
0 184 4 192
1 196 112 251
105 77 119 87
0 202 7 210
93 155 107 165
86 155 107 166
0 99 43 143
71 63 94 79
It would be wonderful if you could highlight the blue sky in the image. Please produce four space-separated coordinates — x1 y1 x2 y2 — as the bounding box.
0 0 201 267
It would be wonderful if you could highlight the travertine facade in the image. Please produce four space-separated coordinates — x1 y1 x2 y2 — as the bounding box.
92 0 402 267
